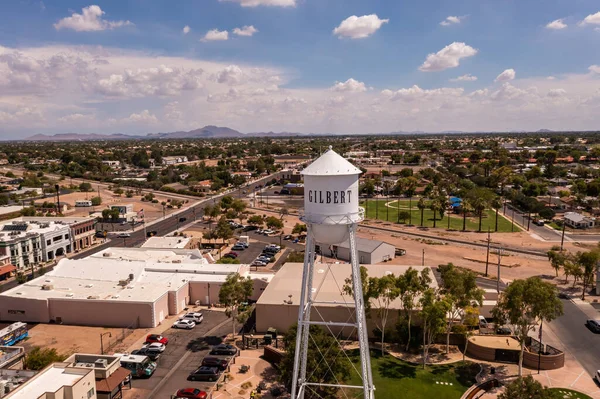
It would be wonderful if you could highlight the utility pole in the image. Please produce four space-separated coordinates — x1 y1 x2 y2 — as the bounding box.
485 228 491 277
560 222 566 251
422 249 425 266
511 205 515 232
496 247 504 293
527 211 531 231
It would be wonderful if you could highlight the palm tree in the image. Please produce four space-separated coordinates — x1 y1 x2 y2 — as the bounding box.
417 198 426 227
461 198 472 231
437 195 449 228
404 177 418 226
491 197 503 232
471 196 487 232
395 178 406 224
429 198 441 228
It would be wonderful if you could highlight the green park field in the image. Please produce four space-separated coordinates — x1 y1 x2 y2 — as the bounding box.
345 350 479 399
360 198 520 233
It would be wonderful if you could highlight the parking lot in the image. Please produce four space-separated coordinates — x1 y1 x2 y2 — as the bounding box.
124 310 232 399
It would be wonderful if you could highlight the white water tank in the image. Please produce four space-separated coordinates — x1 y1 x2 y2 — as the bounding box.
301 147 363 244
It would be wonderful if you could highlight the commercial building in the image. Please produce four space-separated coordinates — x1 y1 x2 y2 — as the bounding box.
162 156 188 165
141 236 192 249
63 354 131 399
5 363 97 399
255 263 437 337
319 237 395 264
0 247 274 328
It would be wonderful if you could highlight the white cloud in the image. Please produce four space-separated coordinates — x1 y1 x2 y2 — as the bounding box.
495 69 516 82
58 113 95 123
183 25 191 35
215 65 246 85
450 74 478 82
418 42 478 72
126 110 158 124
589 65 600 74
546 19 567 30
546 76 556 80
580 12 600 26
218 0 296 7
330 78 367 92
233 25 258 37
201 29 229 42
440 16 465 26
382 85 464 101
333 14 389 39
548 88 566 97
54 5 133 32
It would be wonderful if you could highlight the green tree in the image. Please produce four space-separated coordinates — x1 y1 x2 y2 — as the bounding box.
292 223 307 234
417 197 426 227
403 176 418 225
429 197 441 228
575 249 600 300
420 289 450 369
265 216 284 230
438 263 484 354
397 210 411 224
247 215 264 226
79 182 92 192
491 197 503 232
498 376 562 399
547 250 567 277
280 324 351 399
218 273 254 336
220 195 234 211
369 274 400 355
90 196 102 206
492 277 563 376
278 206 289 220
113 187 124 196
215 217 234 242
21 206 36 216
217 257 240 264
24 347 67 370
397 267 431 351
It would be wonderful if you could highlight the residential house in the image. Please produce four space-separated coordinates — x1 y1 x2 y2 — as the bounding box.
564 212 595 229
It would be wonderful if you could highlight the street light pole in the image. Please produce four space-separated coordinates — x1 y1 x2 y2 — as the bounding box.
100 332 112 355
485 228 491 277
422 249 425 266
560 222 566 251
496 247 504 293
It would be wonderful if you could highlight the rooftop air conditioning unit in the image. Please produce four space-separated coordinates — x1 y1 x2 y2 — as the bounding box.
128 273 134 281
172 260 181 263
102 252 111 257
87 295 100 300
94 359 108 368
118 280 128 286
41 284 53 290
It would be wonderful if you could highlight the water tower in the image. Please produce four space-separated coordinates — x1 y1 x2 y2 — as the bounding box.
290 146 375 399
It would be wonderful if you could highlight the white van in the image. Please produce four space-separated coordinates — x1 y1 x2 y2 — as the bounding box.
179 312 204 323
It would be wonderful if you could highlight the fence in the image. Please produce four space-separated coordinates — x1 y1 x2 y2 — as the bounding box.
103 317 139 353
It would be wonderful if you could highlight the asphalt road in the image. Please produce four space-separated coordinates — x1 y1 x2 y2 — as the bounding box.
549 299 600 378
130 311 231 398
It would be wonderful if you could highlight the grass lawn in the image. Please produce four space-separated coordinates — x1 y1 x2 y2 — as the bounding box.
548 388 593 399
345 350 479 399
360 198 520 233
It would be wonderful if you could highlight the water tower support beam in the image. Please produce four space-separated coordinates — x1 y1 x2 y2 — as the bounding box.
348 224 375 399
290 226 316 399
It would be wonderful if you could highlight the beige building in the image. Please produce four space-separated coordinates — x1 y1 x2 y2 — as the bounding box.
141 236 193 249
255 263 437 338
63 354 131 399
0 247 273 328
5 363 97 399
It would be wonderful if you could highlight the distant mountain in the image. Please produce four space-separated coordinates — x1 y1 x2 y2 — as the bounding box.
25 133 136 141
25 126 246 141
537 129 554 133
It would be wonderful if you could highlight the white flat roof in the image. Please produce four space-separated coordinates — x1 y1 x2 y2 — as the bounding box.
0 206 24 216
7 365 90 399
91 247 206 264
141 236 191 249
257 263 437 309
0 220 69 240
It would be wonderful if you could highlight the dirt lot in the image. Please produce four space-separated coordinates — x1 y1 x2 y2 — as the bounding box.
21 324 152 357
36 186 189 224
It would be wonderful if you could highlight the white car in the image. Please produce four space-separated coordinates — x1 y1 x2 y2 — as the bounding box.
142 342 165 352
262 229 275 235
173 319 195 329
117 232 131 238
252 260 267 267
179 312 204 323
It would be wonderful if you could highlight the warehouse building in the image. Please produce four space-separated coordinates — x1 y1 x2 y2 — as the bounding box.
0 247 273 328
255 263 437 337
319 237 395 264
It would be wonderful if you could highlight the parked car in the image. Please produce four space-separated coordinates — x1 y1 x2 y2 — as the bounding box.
95 231 107 238
235 242 249 248
586 319 600 333
232 244 245 251
283 235 292 240
395 248 407 256
533 219 545 226
142 342 166 353
255 229 264 235
179 312 204 323
117 232 131 238
495 326 512 335
145 334 169 345
201 357 229 371
179 217 187 223
262 229 275 235
209 344 238 356
146 230 158 237
173 319 196 329
223 253 237 259
175 388 208 399
131 347 161 361
243 225 258 232
188 366 220 382
252 260 267 267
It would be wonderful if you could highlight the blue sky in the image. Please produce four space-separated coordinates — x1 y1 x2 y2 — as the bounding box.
1 0 600 136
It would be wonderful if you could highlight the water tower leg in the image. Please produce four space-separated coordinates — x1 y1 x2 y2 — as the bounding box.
290 226 316 399
348 224 375 399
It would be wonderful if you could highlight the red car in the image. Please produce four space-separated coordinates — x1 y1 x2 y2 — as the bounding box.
201 356 229 371
175 388 207 399
145 334 169 345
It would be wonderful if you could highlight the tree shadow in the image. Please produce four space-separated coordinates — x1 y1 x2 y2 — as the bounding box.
186 336 223 352
378 357 417 380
